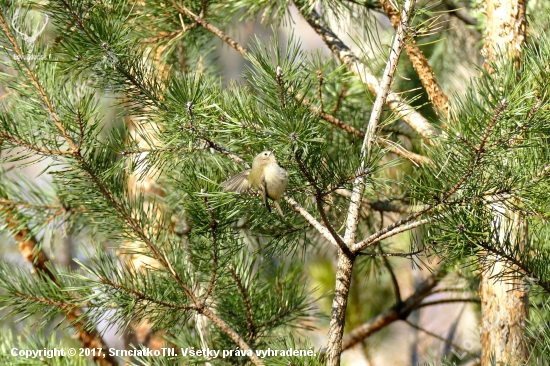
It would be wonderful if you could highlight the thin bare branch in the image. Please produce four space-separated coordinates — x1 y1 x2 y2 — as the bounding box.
284 196 340 250
334 189 410 214
416 298 481 309
345 0 414 248
352 217 433 252
403 319 479 358
381 248 402 303
357 247 428 257
341 269 443 351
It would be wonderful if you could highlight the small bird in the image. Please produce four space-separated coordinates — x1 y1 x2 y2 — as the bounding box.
221 151 288 217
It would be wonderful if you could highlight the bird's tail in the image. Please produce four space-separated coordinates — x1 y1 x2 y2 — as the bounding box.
274 200 284 218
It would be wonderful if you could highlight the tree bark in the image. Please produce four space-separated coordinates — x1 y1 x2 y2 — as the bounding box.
480 1 528 365
482 0 527 71
325 252 355 366
480 259 529 365
480 205 529 365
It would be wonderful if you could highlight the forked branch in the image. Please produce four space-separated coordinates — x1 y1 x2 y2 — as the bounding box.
325 2 415 365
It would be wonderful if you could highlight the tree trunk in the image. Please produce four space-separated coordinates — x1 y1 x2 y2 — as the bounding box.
482 0 527 72
480 259 529 365
480 1 528 365
326 252 355 366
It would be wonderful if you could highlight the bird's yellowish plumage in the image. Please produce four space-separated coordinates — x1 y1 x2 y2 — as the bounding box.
221 151 288 217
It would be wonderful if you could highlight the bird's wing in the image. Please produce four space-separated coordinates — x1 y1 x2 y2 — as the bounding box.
221 170 251 193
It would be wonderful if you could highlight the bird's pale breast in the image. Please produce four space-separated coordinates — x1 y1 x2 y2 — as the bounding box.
263 164 288 200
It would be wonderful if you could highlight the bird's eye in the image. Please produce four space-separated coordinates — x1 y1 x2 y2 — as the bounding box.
264 153 268 156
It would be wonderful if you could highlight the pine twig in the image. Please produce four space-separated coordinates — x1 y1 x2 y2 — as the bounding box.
380 247 402 304
294 152 349 256
201 194 218 304
229 266 256 340
331 81 347 114
357 247 428 257
0 131 76 156
100 277 195 311
170 0 248 56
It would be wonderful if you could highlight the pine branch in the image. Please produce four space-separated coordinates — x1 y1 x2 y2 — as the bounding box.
476 240 550 294
55 0 164 110
169 0 431 168
229 266 256 340
351 99 508 253
199 306 265 366
99 276 195 311
170 0 248 56
4 213 117 366
345 0 414 248
296 3 437 143
294 151 349 256
379 0 450 117
302 97 431 165
72 154 266 365
0 130 75 156
0 9 78 154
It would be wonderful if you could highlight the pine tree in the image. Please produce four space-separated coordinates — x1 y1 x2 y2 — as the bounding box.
1 1 550 366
